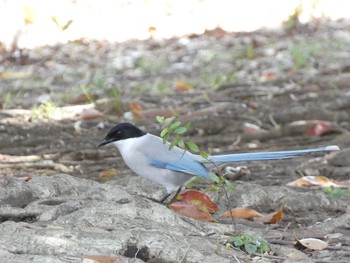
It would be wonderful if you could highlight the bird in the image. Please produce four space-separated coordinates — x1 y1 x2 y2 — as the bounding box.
97 122 339 202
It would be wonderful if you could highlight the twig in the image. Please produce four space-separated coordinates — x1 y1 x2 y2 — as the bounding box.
0 160 73 173
223 184 236 232
268 113 279 128
252 252 286 261
178 245 191 263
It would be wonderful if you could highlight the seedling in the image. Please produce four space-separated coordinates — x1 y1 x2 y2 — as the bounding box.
156 116 234 190
31 100 57 119
229 232 270 255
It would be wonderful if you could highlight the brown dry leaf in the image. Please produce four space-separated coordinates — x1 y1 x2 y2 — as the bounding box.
260 71 278 81
130 102 143 118
295 238 328 251
242 122 266 135
18 176 32 182
305 121 336 137
220 207 262 220
169 201 215 222
70 93 96 104
204 27 228 38
84 255 128 263
176 190 219 213
148 26 157 34
254 210 283 224
247 102 258 110
175 80 192 93
287 176 339 187
99 168 119 178
80 108 104 120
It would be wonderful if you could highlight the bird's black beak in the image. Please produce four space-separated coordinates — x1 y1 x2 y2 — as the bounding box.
96 138 111 147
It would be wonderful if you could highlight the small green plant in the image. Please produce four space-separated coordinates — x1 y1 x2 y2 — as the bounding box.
156 116 198 152
136 54 168 75
245 44 256 60
31 100 57 119
323 186 350 197
283 3 302 32
289 44 308 70
2 92 12 109
108 87 122 113
51 16 73 31
79 85 95 104
156 116 234 190
229 232 270 255
204 72 236 90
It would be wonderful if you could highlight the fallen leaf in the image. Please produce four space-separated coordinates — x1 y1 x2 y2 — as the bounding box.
99 168 119 178
175 80 192 93
176 189 219 213
305 121 335 137
260 71 278 81
84 255 127 263
80 108 104 120
220 207 262 220
148 26 157 34
247 102 258 110
130 102 143 118
287 176 339 187
204 27 228 38
254 210 283 224
70 93 96 104
295 238 328 251
169 201 215 222
242 122 266 135
18 176 32 182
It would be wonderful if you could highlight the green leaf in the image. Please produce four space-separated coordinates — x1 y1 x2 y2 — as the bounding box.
169 140 177 150
258 242 270 254
208 173 220 184
186 142 199 152
62 20 73 31
244 243 258 255
200 151 209 159
205 185 220 192
51 16 59 27
162 133 169 144
177 138 185 149
169 121 181 130
224 179 235 190
184 122 191 130
160 128 169 138
164 117 173 125
174 127 187 134
232 236 244 247
156 116 164 124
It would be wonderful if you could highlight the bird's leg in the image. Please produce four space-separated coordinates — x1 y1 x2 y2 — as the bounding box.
160 187 182 204
160 193 171 203
168 187 182 204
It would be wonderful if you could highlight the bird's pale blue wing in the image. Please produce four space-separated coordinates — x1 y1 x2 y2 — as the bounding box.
138 134 210 178
147 154 209 178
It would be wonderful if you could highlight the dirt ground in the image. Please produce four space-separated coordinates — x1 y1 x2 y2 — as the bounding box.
1 20 350 262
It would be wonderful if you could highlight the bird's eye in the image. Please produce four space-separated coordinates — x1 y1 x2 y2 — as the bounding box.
117 130 122 135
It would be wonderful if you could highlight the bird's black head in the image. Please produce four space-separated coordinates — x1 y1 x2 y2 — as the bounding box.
97 123 146 147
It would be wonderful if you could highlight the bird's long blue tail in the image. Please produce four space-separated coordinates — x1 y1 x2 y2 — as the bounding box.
206 145 339 164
